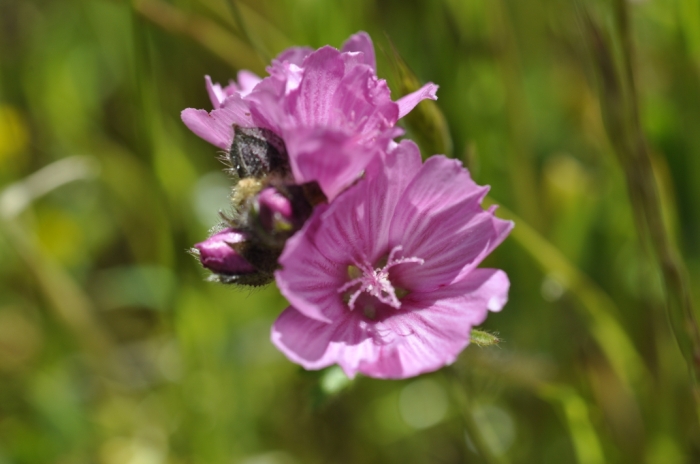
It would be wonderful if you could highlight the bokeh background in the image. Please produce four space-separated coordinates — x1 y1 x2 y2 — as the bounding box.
2 0 700 462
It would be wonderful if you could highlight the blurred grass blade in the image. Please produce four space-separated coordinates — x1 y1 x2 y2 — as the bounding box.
539 384 605 464
486 198 650 394
488 0 543 229
580 1 700 419
1 220 113 361
383 38 453 158
457 352 604 464
0 160 113 364
132 0 263 73
223 0 271 64
0 156 99 219
446 368 509 464
679 0 700 71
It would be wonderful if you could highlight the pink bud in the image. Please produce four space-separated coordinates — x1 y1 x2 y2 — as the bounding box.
194 229 256 275
257 187 294 232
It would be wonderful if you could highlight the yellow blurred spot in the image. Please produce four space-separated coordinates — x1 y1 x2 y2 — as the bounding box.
0 105 29 165
543 153 590 208
35 208 84 265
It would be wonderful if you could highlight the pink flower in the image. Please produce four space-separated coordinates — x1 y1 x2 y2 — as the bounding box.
181 32 438 200
271 141 514 379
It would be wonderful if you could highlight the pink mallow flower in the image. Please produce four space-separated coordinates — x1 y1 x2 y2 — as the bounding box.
271 140 514 379
181 32 438 201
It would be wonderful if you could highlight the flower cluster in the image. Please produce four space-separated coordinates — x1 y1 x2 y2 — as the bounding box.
183 32 513 379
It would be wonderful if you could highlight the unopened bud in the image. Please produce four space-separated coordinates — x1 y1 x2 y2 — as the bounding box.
257 187 294 233
194 229 256 275
469 329 501 347
248 185 314 249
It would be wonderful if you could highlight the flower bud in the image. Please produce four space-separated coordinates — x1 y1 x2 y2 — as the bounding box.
257 187 294 233
194 229 256 275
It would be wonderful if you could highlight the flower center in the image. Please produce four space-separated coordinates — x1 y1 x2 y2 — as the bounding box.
337 245 423 318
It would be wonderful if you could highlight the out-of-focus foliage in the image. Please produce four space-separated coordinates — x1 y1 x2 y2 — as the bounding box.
1 0 699 462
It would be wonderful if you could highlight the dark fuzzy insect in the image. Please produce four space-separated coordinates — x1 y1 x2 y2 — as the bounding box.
228 125 289 179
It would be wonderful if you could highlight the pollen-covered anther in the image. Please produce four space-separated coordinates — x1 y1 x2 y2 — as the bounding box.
231 178 263 212
337 245 423 312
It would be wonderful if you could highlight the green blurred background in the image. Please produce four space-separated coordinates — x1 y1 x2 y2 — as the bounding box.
2 0 700 462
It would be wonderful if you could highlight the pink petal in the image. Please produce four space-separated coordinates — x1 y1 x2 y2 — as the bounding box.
181 109 230 150
205 75 226 109
389 156 512 291
396 156 488 214
247 62 305 133
319 139 422 262
453 206 514 282
283 127 377 201
366 138 423 181
274 46 315 67
246 79 288 134
275 205 348 323
181 95 254 150
330 64 398 135
275 141 423 323
271 306 379 376
407 268 511 317
272 268 509 379
392 211 513 292
377 268 510 377
271 58 401 197
286 46 345 127
396 83 439 119
236 70 262 96
341 31 376 71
